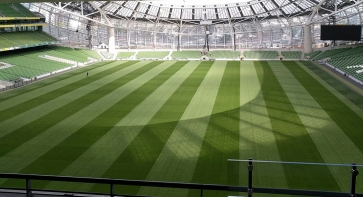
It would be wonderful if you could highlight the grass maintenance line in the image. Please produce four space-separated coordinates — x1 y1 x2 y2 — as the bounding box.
139 61 227 197
0 61 177 186
7 61 187 190
0 61 114 101
44 61 202 192
0 61 126 121
254 61 338 191
0 61 143 138
187 61 240 197
297 61 363 119
281 61 363 191
238 61 288 190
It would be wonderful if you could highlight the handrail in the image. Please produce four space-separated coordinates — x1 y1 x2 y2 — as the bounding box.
0 172 362 197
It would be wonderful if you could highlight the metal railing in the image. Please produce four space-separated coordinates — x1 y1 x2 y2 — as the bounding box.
0 79 34 92
1 159 362 197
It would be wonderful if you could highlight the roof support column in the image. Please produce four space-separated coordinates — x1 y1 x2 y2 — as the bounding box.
230 22 236 51
304 25 312 53
178 26 182 51
127 21 131 51
288 26 292 48
108 27 115 54
153 25 157 50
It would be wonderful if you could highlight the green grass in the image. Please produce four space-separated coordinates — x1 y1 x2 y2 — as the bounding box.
255 61 338 191
0 60 363 196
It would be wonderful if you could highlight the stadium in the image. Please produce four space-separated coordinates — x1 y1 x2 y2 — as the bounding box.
0 0 363 196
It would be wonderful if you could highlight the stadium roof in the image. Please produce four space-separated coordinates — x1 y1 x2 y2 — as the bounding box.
15 0 359 27
43 0 354 25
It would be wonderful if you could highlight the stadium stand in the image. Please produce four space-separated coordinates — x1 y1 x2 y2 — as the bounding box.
0 36 19 49
328 46 363 60
137 51 169 59
313 48 350 61
0 46 100 81
0 31 58 49
281 51 302 59
0 70 17 82
171 51 201 59
76 49 102 60
24 31 58 42
117 52 135 59
0 3 36 17
304 51 322 59
325 47 363 81
244 51 279 59
209 50 240 59
100 51 114 59
46 46 90 62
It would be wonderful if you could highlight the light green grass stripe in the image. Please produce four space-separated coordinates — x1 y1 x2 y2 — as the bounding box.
238 61 288 189
44 61 201 191
0 61 176 179
139 61 227 196
0 61 125 111
296 61 363 119
0 61 112 101
0 61 149 138
270 61 363 191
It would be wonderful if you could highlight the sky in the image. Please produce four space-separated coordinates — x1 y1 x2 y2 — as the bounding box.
151 0 246 5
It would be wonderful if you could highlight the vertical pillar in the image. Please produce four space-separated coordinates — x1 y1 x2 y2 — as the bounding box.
288 26 292 48
108 27 115 54
127 28 131 51
350 164 359 197
248 158 253 197
153 24 157 50
177 25 182 51
304 25 312 54
230 24 236 51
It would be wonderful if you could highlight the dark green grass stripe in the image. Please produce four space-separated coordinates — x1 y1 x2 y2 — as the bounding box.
255 61 339 191
0 61 154 159
4 61 188 189
0 61 114 101
284 61 363 155
188 61 240 197
300 61 363 110
89 61 214 195
0 61 132 123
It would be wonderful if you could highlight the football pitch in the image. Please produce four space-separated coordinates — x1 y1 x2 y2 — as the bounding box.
1 60 363 196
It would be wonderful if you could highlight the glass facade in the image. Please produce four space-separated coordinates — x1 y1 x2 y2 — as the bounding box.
25 0 363 50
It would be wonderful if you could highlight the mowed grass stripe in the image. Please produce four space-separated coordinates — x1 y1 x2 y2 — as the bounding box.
0 61 157 158
0 61 146 139
238 61 288 190
288 61 363 152
0 61 114 101
49 61 207 194
139 61 227 197
2 61 187 189
0 61 177 186
0 61 128 123
272 61 363 191
297 61 363 118
254 61 338 190
187 61 240 197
